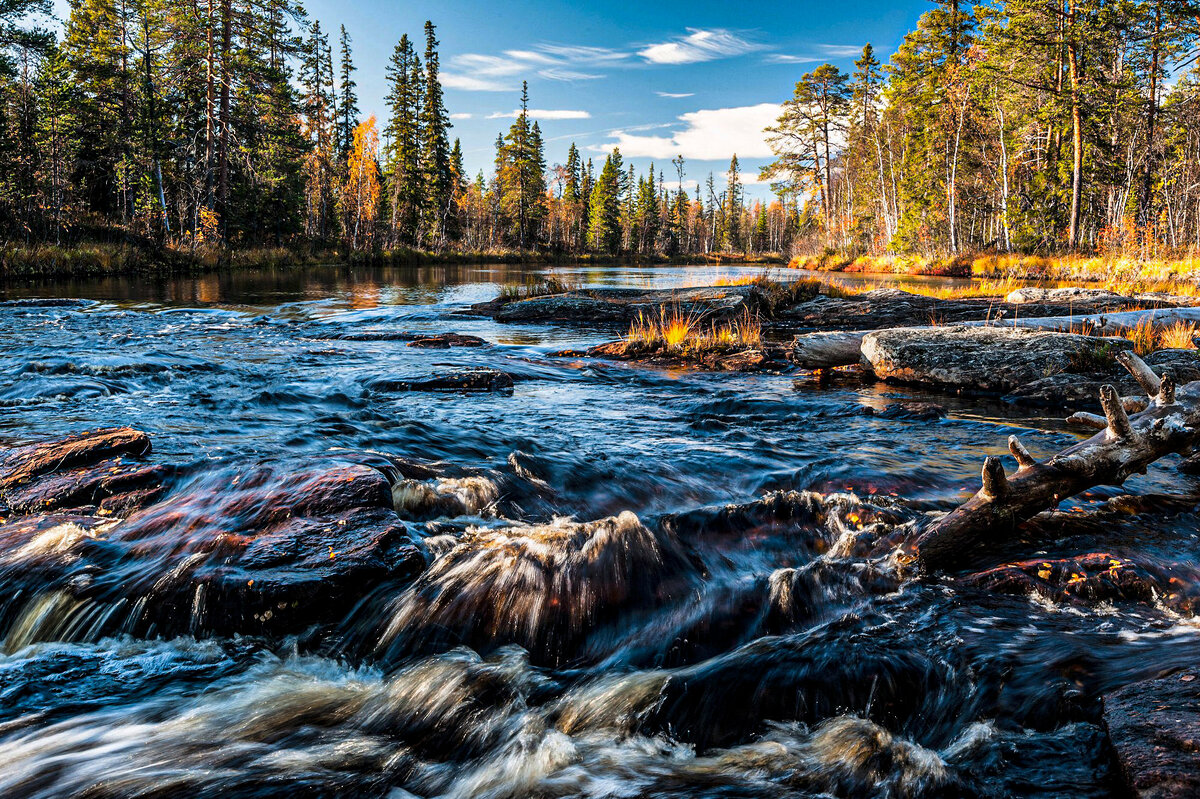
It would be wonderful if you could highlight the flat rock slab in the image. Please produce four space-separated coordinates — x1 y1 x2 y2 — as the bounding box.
324 331 487 347
779 288 1147 332
581 340 787 372
1006 287 1133 305
861 326 1134 394
367 368 515 393
1105 669 1200 798
0 427 151 491
475 287 755 325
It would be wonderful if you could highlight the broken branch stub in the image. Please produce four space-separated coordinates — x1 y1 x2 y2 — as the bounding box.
914 353 1197 573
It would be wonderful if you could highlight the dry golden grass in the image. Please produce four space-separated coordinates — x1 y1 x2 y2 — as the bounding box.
626 306 762 353
1159 322 1199 350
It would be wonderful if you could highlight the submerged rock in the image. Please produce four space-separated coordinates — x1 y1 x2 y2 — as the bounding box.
367 367 515 393
373 511 700 666
1104 669 1200 799
962 553 1200 614
861 326 1134 395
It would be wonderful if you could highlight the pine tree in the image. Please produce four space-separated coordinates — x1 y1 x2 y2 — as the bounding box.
722 155 744 251
383 33 422 244
587 153 621 253
497 81 547 248
336 25 360 163
418 20 452 246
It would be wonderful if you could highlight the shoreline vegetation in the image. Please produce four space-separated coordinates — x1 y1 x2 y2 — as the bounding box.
0 241 785 282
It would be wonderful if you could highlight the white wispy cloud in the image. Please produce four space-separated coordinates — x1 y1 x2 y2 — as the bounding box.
766 54 822 65
449 113 474 120
656 91 695 98
443 44 630 92
593 103 781 161
487 109 592 120
638 29 763 65
442 73 513 92
818 44 866 57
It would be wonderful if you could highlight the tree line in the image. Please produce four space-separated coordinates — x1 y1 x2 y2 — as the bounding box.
765 0 1200 258
0 0 788 257
6 1 1196 260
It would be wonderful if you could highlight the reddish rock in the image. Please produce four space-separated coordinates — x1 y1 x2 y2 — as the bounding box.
4 458 168 514
0 427 151 491
963 553 1200 613
1105 669 1200 798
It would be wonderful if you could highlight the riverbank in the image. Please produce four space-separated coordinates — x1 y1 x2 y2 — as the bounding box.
0 241 784 281
791 251 1200 292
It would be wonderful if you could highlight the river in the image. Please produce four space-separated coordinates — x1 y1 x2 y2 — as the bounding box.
0 262 1197 798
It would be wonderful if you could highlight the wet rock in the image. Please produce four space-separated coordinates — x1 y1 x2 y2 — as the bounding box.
405 333 488 349
4 459 168 514
0 444 429 638
861 326 1133 395
367 367 514 393
373 511 700 667
863 401 948 421
0 427 151 491
582 340 790 373
1104 669 1200 799
644 625 961 749
961 553 1200 614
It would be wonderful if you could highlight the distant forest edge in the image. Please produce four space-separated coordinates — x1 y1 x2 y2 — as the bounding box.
0 1 1198 278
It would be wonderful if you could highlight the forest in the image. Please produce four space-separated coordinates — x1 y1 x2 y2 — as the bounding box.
0 0 1197 266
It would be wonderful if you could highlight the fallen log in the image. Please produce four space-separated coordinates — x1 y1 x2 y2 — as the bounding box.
791 305 1200 371
913 351 1200 572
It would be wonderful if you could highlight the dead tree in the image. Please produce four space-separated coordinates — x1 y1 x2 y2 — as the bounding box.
914 351 1200 572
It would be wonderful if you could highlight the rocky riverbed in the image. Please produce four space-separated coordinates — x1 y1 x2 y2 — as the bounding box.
2 264 1200 798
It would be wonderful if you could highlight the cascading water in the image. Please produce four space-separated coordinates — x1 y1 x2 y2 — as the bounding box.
1 263 1197 798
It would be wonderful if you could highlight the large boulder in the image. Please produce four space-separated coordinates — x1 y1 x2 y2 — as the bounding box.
0 429 428 639
861 326 1133 395
1104 669 1200 798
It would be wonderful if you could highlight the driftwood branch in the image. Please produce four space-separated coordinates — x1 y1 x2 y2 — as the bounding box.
914 352 1200 572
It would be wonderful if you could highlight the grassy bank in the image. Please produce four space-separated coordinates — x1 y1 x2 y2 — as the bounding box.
0 241 784 281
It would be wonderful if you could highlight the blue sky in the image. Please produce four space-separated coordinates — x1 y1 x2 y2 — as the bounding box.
48 0 932 200
309 0 933 198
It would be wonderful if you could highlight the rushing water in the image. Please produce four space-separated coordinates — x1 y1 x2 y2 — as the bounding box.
1 262 1198 798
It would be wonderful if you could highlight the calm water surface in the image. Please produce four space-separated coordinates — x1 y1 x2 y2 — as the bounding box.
0 262 1196 798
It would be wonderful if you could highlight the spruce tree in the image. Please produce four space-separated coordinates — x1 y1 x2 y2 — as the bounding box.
336 25 360 163
587 154 620 253
418 20 452 246
383 33 422 244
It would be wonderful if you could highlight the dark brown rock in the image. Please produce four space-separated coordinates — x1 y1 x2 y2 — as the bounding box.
367 368 514 393
0 427 151 491
4 458 168 514
962 553 1200 614
405 333 488 349
1105 670 1200 798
